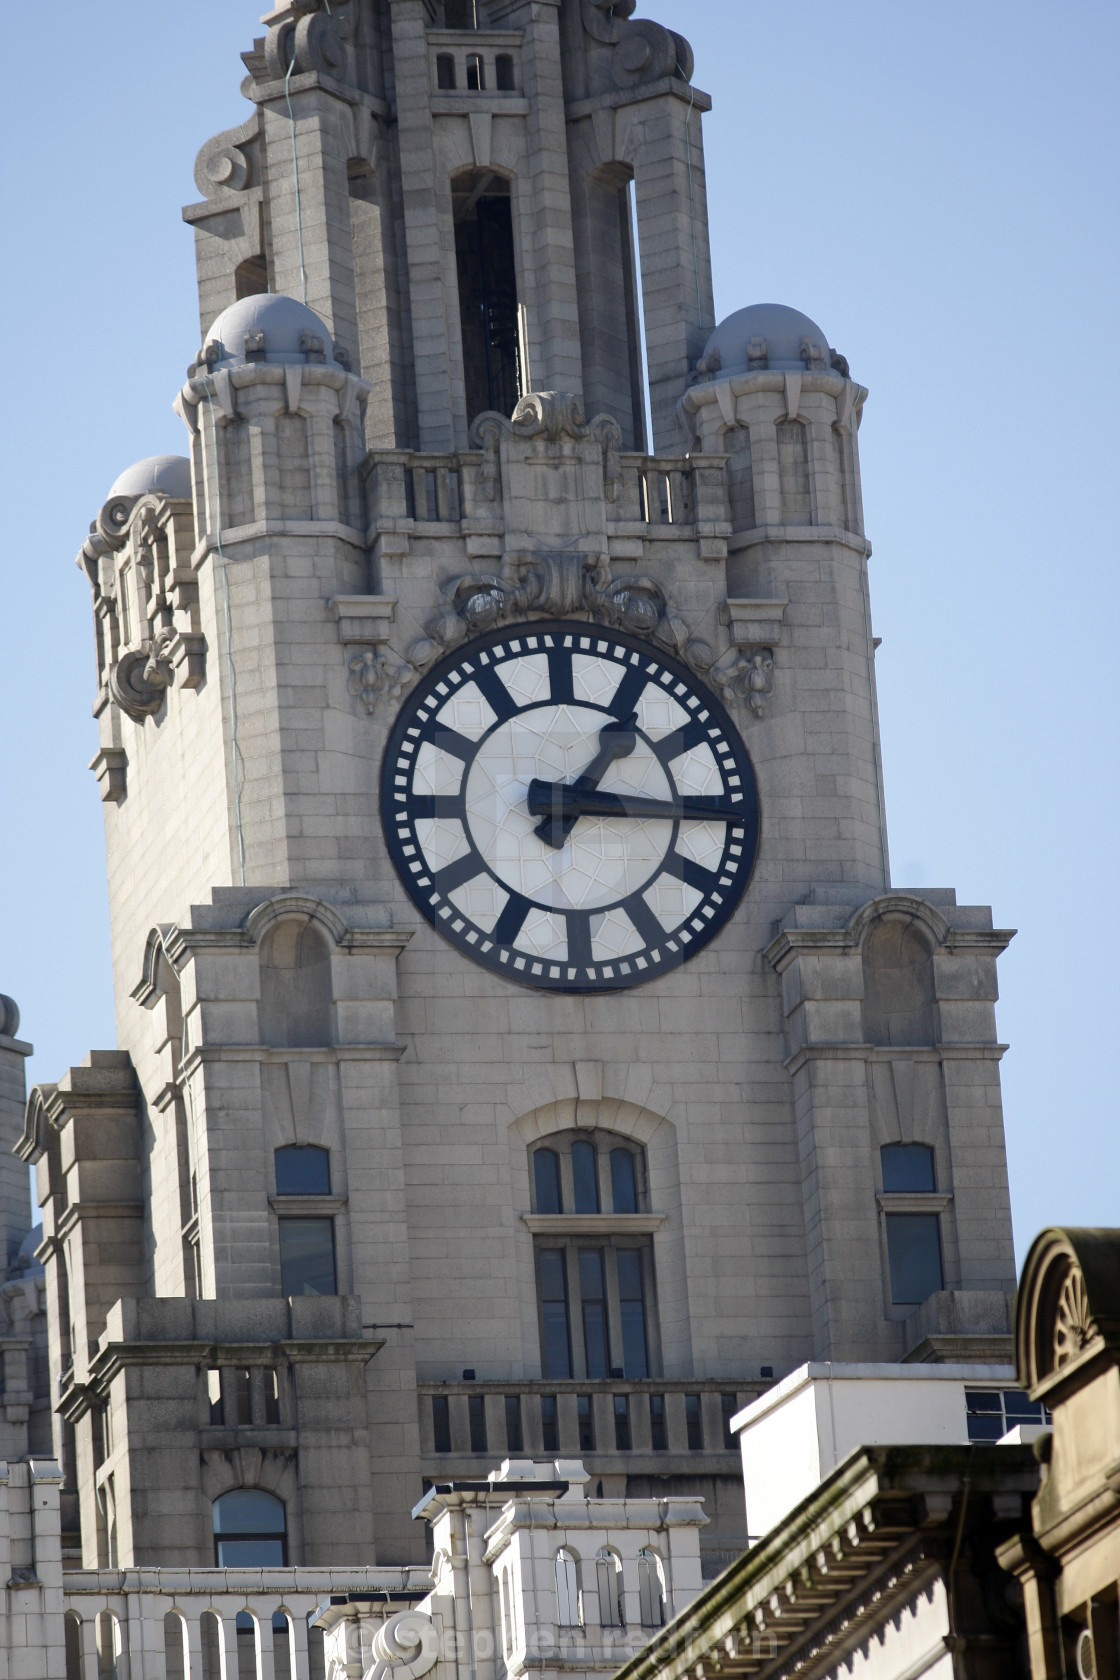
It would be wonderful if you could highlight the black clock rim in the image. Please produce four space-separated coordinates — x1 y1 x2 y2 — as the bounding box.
380 618 762 993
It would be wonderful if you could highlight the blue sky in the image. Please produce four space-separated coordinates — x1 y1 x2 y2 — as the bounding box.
0 2 1116 1254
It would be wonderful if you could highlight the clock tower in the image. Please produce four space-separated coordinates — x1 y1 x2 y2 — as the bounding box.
28 0 1018 1577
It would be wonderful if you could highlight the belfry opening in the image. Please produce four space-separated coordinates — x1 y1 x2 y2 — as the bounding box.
452 171 524 423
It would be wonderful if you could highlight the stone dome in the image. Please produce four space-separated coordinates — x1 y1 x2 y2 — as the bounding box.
203 294 340 366
107 455 193 500
702 302 834 376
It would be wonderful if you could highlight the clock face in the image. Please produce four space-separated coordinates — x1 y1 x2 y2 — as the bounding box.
381 620 760 992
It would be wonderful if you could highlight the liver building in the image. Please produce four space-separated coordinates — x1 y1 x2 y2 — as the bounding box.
20 0 1017 1583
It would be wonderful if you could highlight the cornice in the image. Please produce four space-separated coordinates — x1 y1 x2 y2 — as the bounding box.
181 1043 406 1076
521 1213 665 1236
784 1044 1009 1075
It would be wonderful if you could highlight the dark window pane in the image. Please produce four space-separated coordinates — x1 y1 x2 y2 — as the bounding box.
274 1145 331 1196
495 54 515 91
445 0 478 25
505 1395 523 1453
721 1393 737 1450
433 1394 451 1452
616 1249 649 1378
579 1249 610 1378
577 1394 595 1452
469 1394 487 1453
966 1388 1009 1441
649 1394 667 1451
466 52 484 91
610 1149 638 1214
613 1393 631 1451
685 1393 703 1450
880 1144 936 1193
885 1213 943 1304
278 1218 337 1296
538 1250 572 1378
1003 1389 1045 1425
264 1369 280 1426
541 1394 559 1453
572 1141 600 1213
216 1537 285 1566
213 1490 286 1534
436 53 456 90
533 1149 562 1214
235 1368 252 1426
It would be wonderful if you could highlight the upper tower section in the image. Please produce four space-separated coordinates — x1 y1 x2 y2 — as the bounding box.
185 0 714 453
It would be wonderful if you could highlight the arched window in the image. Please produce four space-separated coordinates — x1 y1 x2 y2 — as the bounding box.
776 419 811 525
637 1550 665 1627
212 1489 287 1566
554 1548 580 1627
533 1148 562 1213
530 1134 646 1217
595 1548 624 1628
609 1148 637 1214
258 916 333 1048
862 919 936 1047
571 1140 600 1213
452 170 523 423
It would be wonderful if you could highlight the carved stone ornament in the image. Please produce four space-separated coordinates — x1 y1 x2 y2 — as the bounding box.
264 7 347 81
469 391 622 504
110 631 174 721
709 646 775 718
406 552 714 679
347 645 413 714
579 0 694 86
1053 1264 1096 1369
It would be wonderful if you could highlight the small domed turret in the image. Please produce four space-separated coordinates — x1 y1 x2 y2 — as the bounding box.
202 295 342 368
108 455 192 500
701 303 838 376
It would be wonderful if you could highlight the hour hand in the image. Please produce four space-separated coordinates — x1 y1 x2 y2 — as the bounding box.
527 783 743 826
532 713 638 849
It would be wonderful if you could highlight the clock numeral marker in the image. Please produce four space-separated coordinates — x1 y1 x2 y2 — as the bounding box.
620 893 666 949
547 646 575 705
431 853 484 896
492 893 532 947
662 852 720 892
608 667 650 721
655 717 714 761
423 724 476 762
471 664 520 722
565 912 593 969
408 794 466 821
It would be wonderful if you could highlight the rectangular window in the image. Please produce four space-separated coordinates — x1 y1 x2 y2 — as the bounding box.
649 1394 667 1451
207 1368 223 1426
579 1249 610 1378
881 1144 936 1193
505 1395 523 1453
541 1394 559 1454
275 1145 331 1196
577 1395 595 1452
964 1389 1004 1441
432 1394 451 1453
468 1394 487 1454
721 1393 738 1450
613 1394 631 1452
885 1213 944 1304
495 53 515 91
1002 1389 1048 1428
263 1369 280 1426
235 1368 252 1427
278 1217 337 1296
465 52 485 90
616 1249 649 1378
685 1393 703 1450
436 53 456 90
538 1249 572 1379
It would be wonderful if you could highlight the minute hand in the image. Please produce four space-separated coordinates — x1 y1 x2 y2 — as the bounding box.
526 780 742 824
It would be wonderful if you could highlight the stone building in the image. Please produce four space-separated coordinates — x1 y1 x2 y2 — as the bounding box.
22 0 1018 1591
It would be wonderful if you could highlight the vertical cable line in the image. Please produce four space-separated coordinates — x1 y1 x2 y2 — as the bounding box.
285 50 309 305
203 387 247 887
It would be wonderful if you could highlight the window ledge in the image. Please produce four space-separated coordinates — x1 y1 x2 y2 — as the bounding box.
269 1195 348 1216
521 1213 666 1236
877 1193 953 1213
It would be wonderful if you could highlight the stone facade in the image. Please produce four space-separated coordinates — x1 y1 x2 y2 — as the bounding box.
23 0 1017 1592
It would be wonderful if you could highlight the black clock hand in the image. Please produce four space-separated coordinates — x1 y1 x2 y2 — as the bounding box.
528 780 743 827
532 713 639 848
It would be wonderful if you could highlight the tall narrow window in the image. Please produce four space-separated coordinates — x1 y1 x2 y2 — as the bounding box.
555 1549 580 1627
596 1550 624 1628
649 1394 667 1451
432 1394 452 1452
609 1148 638 1214
571 1140 600 1213
886 1215 944 1304
263 1369 281 1426
436 53 456 90
721 1393 738 1450
579 1250 610 1378
577 1394 595 1452
541 1394 559 1453
495 54 515 90
538 1250 572 1378
504 1394 523 1453
685 1393 703 1450
207 1368 223 1426
613 1394 631 1452
777 419 811 525
235 1368 252 1426
453 172 522 423
533 1149 562 1214
212 1490 287 1566
468 1393 488 1453
278 1218 337 1296
465 53 485 90
637 1551 665 1628
617 1249 648 1377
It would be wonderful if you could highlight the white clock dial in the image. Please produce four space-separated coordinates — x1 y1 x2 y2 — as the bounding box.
382 621 760 992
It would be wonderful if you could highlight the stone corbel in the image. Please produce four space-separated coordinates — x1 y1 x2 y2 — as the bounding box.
166 631 207 689
710 598 787 718
329 595 413 714
109 631 175 721
89 747 127 805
